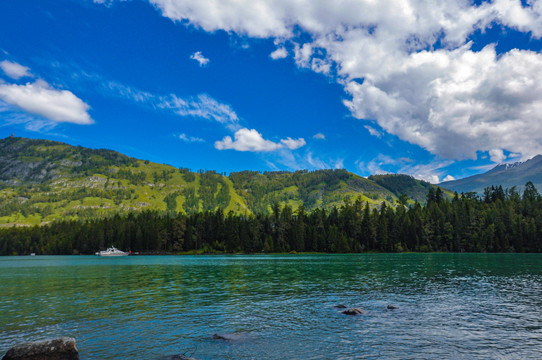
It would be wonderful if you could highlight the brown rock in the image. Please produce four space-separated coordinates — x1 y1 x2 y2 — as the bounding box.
342 308 365 315
2 337 78 360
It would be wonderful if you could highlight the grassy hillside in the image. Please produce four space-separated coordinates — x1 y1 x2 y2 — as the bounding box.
0 137 440 226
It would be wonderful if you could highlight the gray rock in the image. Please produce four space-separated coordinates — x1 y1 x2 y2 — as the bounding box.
342 308 366 315
387 305 398 310
333 304 347 309
2 337 79 360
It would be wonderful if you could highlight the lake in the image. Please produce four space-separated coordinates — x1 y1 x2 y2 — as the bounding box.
1 254 542 359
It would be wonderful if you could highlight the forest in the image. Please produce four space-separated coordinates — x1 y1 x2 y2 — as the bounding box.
1 182 542 255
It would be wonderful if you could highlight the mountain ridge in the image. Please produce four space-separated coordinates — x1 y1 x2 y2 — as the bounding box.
441 155 542 194
0 136 449 226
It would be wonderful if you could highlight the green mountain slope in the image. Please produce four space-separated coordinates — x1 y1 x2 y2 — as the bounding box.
0 137 439 226
369 174 454 203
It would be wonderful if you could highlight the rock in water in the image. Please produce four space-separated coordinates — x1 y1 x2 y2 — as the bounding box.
333 304 347 309
2 337 79 360
387 305 398 310
342 308 365 315
158 355 198 360
212 333 253 342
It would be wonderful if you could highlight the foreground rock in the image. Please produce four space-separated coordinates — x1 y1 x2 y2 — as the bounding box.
342 308 366 315
2 337 78 360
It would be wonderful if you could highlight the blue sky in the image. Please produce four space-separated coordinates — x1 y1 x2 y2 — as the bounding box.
2 0 542 183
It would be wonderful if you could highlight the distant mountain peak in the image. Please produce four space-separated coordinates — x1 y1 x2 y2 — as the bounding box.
491 160 522 172
442 154 542 194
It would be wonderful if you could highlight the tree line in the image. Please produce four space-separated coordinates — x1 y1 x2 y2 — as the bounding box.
1 182 542 255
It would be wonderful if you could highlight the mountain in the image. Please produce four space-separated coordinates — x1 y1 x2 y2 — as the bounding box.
0 136 443 226
368 174 438 203
440 155 542 194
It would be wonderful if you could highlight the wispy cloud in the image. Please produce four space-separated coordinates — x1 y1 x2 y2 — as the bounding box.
178 133 205 143
94 77 240 129
364 125 382 138
357 154 452 184
161 94 238 128
313 132 325 140
190 51 210 67
0 60 32 79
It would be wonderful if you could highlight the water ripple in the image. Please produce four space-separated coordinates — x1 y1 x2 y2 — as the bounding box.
1 254 542 359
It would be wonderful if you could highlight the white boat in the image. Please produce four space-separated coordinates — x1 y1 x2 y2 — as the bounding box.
96 247 129 256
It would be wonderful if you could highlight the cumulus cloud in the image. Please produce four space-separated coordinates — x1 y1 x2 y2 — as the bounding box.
190 51 210 66
0 60 32 79
179 133 204 143
489 149 506 163
215 128 305 152
270 47 288 60
280 137 306 150
0 79 93 124
149 0 542 161
442 175 456 182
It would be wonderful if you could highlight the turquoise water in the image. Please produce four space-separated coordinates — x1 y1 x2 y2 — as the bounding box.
1 254 542 359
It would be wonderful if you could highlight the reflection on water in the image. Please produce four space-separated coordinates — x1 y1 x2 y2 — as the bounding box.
1 254 542 359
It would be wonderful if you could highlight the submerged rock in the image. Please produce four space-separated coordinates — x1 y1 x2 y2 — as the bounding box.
158 355 198 360
342 308 366 315
212 333 253 342
2 337 79 360
333 304 347 309
387 305 398 310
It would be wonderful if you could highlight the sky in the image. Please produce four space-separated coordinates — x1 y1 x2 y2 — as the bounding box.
1 0 542 183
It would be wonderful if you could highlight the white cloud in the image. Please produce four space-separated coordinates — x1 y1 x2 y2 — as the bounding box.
162 94 238 127
149 0 542 162
0 61 32 79
442 175 456 182
364 125 382 138
179 133 204 143
344 45 542 161
306 151 329 169
190 51 210 66
313 132 325 140
358 154 452 183
270 47 288 60
215 128 305 152
280 137 306 150
0 80 92 125
489 149 506 163
102 79 240 128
